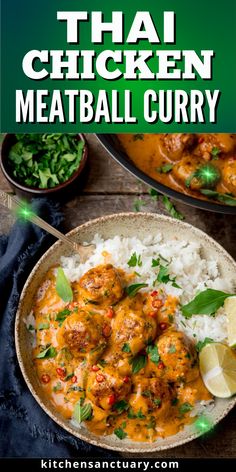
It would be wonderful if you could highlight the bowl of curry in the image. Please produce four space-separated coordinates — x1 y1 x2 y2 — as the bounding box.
96 134 236 214
15 213 236 452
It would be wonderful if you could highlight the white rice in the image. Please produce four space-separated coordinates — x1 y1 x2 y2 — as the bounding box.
60 233 233 344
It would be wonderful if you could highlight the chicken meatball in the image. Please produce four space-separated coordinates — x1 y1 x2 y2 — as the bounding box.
129 377 172 417
57 311 106 359
160 134 196 161
86 366 131 410
197 134 236 159
172 156 205 190
78 264 124 305
112 307 157 356
157 329 198 383
222 159 236 195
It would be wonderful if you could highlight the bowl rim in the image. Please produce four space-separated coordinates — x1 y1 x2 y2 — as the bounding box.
0 133 88 194
96 134 236 215
15 212 236 453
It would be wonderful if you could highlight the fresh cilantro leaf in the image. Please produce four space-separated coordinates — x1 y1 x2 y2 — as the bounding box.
195 337 214 352
114 428 127 439
146 344 160 365
162 195 184 220
128 252 142 268
113 400 129 414
122 343 131 353
179 403 193 415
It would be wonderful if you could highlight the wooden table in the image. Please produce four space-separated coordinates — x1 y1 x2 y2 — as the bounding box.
0 134 235 458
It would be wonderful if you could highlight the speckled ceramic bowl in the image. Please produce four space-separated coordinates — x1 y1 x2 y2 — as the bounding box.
15 213 236 453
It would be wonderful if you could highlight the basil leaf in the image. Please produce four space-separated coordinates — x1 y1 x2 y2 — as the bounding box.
114 427 127 440
36 345 57 359
131 354 147 374
146 344 160 365
126 283 148 297
122 343 131 353
73 401 93 423
113 400 129 414
181 289 234 318
56 268 73 303
195 337 214 352
211 147 220 157
179 403 193 415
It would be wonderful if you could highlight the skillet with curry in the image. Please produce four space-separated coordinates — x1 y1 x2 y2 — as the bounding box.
98 134 236 212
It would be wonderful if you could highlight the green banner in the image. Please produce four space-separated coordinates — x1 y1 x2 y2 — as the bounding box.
1 0 236 132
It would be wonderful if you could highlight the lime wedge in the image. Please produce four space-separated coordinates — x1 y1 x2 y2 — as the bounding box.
199 342 236 398
224 296 236 348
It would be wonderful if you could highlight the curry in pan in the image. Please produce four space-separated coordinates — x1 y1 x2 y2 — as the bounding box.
117 134 236 205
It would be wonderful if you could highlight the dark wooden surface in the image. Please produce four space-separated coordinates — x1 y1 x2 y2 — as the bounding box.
0 134 235 458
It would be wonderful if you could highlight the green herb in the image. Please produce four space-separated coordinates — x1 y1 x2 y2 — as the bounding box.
127 408 137 419
153 398 161 406
55 309 71 326
146 344 160 365
195 337 214 352
73 400 93 423
146 416 156 429
130 354 147 374
168 344 176 354
133 199 147 212
36 345 57 359
171 398 179 406
152 258 160 267
67 386 84 393
127 252 142 268
126 283 148 297
211 146 220 157
27 324 35 331
156 164 173 173
122 343 131 353
179 403 193 415
56 268 73 303
168 315 174 323
64 373 74 381
38 322 50 331
136 408 146 419
200 189 236 206
181 289 234 318
133 134 144 141
53 382 62 392
155 264 181 288
113 400 129 414
142 390 152 398
8 134 85 189
98 359 107 367
162 195 184 220
114 428 127 440
149 188 160 200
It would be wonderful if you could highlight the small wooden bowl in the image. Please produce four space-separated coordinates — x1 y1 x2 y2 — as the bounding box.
0 134 88 200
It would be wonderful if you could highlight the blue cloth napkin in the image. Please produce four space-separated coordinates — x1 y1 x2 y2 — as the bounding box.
0 199 116 458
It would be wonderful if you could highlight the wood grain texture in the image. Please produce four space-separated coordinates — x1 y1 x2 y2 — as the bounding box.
0 133 235 457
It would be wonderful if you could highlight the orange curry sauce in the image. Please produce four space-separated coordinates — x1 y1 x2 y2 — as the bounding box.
117 134 236 202
32 263 211 442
